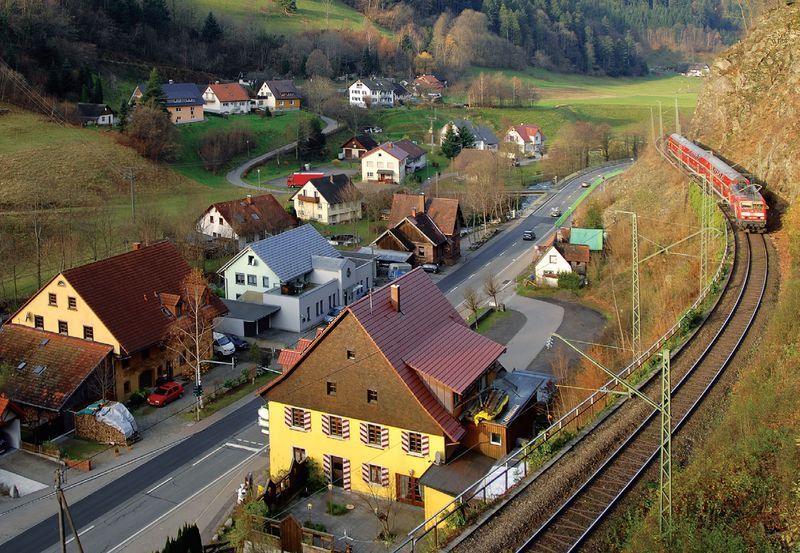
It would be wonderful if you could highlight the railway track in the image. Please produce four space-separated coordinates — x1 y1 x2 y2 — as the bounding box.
514 231 768 552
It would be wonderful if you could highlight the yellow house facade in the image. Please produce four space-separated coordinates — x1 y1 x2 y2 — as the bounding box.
268 400 444 501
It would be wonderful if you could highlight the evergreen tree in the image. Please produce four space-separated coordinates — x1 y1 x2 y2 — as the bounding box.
118 101 129 132
441 126 461 159
91 75 104 103
200 12 222 43
278 0 297 13
80 84 89 103
142 0 170 31
298 118 326 160
141 67 167 111
458 124 476 150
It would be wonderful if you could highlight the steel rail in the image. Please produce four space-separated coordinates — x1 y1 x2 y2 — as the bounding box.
512 153 768 552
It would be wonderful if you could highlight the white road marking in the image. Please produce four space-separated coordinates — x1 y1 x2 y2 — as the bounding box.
107 447 266 553
191 446 224 467
65 525 94 544
146 477 173 495
469 272 477 278
225 442 261 453
449 287 458 294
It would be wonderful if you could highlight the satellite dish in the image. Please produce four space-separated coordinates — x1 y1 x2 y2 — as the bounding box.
434 451 443 465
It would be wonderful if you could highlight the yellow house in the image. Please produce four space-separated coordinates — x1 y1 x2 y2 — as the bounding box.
11 241 226 399
130 81 205 124
259 269 507 515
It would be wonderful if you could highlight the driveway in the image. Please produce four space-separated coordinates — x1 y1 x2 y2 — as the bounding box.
226 114 340 190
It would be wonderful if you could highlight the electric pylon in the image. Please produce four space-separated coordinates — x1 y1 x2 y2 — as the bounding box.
659 349 672 535
631 213 641 358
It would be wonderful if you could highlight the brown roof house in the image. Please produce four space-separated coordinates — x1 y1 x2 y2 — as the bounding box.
197 193 298 249
202 82 252 115
533 241 590 287
0 325 113 440
257 269 545 519
9 241 227 401
371 193 464 265
340 135 379 160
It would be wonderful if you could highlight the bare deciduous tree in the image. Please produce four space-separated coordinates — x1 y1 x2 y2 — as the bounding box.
463 286 481 329
483 272 500 309
360 481 399 543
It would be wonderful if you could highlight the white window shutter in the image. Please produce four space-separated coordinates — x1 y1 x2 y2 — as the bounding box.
401 431 409 453
422 435 429 456
321 414 330 436
342 419 350 440
323 454 331 483
361 463 370 484
381 427 389 449
359 422 368 444
303 410 311 432
284 406 292 427
381 467 389 487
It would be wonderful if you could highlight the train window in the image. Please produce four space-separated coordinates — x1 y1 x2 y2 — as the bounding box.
740 202 752 209
754 203 764 210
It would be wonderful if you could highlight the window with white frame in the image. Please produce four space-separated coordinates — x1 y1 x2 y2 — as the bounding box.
235 273 245 284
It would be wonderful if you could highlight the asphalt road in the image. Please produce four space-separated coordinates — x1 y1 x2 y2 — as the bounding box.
3 398 261 553
1 161 629 553
439 161 632 302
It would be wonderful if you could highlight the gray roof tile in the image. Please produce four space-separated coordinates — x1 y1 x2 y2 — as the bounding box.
250 224 341 282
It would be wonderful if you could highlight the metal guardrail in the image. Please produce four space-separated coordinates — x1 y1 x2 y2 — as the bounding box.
393 153 731 553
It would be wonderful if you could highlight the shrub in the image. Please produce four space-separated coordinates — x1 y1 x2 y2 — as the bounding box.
126 390 147 408
326 501 349 516
680 308 702 334
303 521 327 532
558 272 582 290
244 498 270 518
223 378 238 390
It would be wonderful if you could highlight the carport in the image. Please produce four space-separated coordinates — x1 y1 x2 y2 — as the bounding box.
0 395 24 450
215 300 280 337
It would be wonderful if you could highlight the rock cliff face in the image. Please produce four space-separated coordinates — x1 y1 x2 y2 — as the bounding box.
691 5 800 204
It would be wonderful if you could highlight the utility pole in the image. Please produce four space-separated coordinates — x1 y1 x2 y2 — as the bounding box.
616 211 642 359
127 167 136 225
55 469 85 553
650 107 656 148
657 101 664 141
547 335 672 535
659 349 672 536
700 175 710 293
674 97 681 135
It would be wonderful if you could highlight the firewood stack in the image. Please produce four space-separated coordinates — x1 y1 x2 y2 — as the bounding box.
75 409 127 445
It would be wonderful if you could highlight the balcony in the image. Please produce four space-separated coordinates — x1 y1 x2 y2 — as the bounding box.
297 195 319 204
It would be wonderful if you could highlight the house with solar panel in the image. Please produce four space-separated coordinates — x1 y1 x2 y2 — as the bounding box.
130 81 205 124
218 225 375 333
258 268 547 520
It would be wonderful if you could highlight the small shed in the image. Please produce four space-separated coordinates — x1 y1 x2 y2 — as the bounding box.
569 228 604 251
215 299 280 337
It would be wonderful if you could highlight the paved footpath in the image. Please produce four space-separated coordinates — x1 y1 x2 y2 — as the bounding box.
226 114 340 190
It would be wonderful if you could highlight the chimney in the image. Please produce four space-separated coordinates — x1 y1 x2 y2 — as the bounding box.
390 284 400 312
132 242 142 251
411 207 417 218
246 194 253 205
169 79 174 84
330 175 334 183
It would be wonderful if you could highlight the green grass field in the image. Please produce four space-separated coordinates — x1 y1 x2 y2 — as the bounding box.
188 0 391 37
171 111 314 188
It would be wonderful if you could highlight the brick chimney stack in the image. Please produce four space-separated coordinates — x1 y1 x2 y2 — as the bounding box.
390 284 400 312
411 207 417 218
246 194 253 205
132 242 142 251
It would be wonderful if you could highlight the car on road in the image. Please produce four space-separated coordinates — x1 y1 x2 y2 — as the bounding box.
213 332 236 357
421 263 440 274
147 381 184 407
324 306 344 324
549 207 562 217
581 181 590 188
226 334 249 351
522 229 536 241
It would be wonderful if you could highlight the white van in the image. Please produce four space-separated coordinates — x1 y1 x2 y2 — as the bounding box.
388 262 412 280
213 332 235 357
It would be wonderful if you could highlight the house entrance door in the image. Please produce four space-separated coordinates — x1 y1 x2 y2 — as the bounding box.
396 474 424 506
331 456 344 488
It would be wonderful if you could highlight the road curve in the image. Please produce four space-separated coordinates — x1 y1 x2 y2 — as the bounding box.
226 114 340 190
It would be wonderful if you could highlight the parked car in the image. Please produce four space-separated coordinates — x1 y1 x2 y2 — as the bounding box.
522 229 536 241
581 181 590 188
226 334 249 351
549 207 562 217
421 263 440 274
147 381 184 407
324 306 344 324
213 332 235 356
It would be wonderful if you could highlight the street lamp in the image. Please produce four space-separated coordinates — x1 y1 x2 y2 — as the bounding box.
246 139 250 157
257 168 261 187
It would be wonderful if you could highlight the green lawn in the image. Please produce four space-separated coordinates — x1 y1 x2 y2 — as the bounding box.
60 438 108 460
171 111 314 188
180 372 276 421
188 0 392 37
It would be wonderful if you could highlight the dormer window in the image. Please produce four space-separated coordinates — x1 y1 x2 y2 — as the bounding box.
247 255 256 266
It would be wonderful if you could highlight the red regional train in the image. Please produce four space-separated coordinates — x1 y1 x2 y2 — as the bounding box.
667 133 766 232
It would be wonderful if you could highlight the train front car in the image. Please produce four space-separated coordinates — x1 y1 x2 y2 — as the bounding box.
731 182 767 232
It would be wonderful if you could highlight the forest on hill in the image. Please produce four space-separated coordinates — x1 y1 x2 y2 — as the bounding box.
0 0 761 104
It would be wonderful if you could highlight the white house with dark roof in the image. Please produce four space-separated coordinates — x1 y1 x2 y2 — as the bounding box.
439 120 498 151
254 80 302 111
361 140 427 184
291 174 362 225
218 225 374 332
348 78 408 108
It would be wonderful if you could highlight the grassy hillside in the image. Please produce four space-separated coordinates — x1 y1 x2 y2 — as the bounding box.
189 0 390 36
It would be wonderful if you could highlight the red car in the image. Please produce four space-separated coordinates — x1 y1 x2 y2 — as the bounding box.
147 381 184 407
